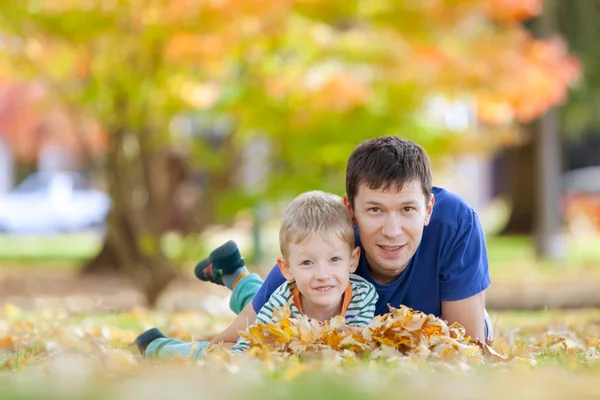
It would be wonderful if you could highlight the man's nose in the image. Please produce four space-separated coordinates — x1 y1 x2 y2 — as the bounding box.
381 213 403 238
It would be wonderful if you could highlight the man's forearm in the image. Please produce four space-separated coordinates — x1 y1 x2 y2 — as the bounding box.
441 291 486 342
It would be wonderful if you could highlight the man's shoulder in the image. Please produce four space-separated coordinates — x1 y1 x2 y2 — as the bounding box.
430 186 474 227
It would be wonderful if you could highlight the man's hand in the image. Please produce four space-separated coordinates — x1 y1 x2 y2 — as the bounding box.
441 291 486 343
209 302 257 345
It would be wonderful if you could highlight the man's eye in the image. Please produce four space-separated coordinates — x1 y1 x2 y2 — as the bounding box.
403 207 415 212
368 207 380 213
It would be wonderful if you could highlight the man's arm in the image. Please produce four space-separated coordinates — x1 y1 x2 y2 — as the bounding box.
441 290 486 342
439 209 491 340
209 302 257 345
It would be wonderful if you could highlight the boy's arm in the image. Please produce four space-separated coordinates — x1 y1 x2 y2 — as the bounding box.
209 302 257 345
227 285 291 353
210 282 289 346
210 264 286 345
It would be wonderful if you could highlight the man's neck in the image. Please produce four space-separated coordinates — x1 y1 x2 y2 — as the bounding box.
365 255 408 285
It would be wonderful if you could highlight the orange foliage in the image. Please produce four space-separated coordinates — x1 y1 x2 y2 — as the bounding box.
0 83 106 162
476 35 580 124
0 0 580 159
484 0 544 23
408 27 579 125
308 73 372 113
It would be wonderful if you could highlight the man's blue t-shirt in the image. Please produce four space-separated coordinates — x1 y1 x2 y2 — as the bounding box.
251 187 491 317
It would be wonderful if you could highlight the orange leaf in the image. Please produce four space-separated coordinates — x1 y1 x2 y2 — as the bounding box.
0 337 15 349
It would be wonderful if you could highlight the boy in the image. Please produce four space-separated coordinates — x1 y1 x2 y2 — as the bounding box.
136 190 378 358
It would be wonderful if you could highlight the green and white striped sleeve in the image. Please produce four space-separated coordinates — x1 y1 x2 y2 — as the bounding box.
346 275 378 327
230 282 292 353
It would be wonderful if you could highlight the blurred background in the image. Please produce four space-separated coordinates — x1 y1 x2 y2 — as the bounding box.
0 0 598 313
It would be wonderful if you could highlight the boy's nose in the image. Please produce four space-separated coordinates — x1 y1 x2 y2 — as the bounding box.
314 265 330 280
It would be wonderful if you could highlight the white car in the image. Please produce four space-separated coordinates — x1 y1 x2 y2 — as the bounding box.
0 171 111 234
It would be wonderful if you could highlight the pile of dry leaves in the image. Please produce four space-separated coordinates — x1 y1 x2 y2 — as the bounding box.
205 304 520 369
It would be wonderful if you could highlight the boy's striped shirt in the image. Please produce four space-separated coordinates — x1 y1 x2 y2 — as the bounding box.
231 274 377 353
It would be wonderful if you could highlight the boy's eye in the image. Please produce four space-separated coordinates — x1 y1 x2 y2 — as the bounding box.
330 257 341 262
300 260 312 266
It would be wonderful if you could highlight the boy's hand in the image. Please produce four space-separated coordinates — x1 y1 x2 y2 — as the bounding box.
209 302 257 345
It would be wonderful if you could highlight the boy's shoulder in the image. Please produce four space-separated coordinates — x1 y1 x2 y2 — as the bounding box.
269 280 294 300
349 274 376 293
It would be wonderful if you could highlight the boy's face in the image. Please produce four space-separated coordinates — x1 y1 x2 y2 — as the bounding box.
345 180 434 284
278 233 360 320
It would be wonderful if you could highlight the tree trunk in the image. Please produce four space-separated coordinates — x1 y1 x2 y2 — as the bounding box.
81 209 177 308
499 130 537 235
80 123 241 306
79 125 178 307
81 236 119 275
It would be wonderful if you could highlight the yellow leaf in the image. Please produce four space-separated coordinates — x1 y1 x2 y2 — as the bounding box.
3 303 20 318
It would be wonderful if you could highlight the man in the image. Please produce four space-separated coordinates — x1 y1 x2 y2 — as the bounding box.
137 136 492 355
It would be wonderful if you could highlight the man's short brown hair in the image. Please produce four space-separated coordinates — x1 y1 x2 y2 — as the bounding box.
346 136 432 205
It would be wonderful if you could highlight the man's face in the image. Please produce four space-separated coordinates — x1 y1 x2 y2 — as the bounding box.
345 180 434 284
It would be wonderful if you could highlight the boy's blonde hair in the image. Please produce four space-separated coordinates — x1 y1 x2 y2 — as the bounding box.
279 190 355 258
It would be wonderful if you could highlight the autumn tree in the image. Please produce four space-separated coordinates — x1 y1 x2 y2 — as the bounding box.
0 0 578 305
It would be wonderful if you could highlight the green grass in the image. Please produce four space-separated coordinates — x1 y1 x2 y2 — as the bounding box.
486 235 600 281
0 233 101 263
0 232 211 266
486 235 600 264
2 233 600 285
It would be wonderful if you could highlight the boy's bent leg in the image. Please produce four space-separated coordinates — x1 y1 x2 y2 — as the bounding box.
145 338 210 360
229 273 263 314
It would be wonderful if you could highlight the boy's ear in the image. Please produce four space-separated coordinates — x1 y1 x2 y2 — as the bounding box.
277 257 295 283
349 246 360 273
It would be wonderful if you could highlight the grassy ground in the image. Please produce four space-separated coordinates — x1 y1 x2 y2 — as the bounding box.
0 306 599 399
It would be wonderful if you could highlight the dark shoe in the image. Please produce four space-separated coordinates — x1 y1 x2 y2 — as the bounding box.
209 240 245 274
136 327 166 355
194 241 244 285
194 256 224 286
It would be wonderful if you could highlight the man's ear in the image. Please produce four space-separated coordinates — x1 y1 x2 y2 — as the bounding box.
277 257 295 283
349 246 361 273
424 193 435 226
343 193 357 223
